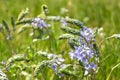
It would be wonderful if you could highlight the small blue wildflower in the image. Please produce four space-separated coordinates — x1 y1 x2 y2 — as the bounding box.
80 26 93 41
89 62 96 70
1 61 6 65
78 37 86 46
51 63 58 73
84 64 90 70
84 62 96 75
32 18 50 29
81 56 88 64
61 19 67 26
69 52 74 60
48 53 65 77
86 49 94 58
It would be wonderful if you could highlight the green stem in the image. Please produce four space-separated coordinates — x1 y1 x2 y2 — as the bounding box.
106 63 120 80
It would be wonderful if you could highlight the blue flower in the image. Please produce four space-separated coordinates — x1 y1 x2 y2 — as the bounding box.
80 26 93 41
84 62 96 75
1 61 6 65
48 53 65 77
61 19 67 26
86 49 94 58
89 62 96 70
51 63 58 73
32 18 50 29
70 46 90 64
69 27 98 75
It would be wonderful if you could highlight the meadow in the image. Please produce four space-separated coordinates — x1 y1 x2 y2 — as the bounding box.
0 0 120 80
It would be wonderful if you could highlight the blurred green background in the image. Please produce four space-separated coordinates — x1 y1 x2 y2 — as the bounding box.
0 0 120 80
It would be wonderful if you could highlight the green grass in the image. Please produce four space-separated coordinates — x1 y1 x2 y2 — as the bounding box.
0 0 120 80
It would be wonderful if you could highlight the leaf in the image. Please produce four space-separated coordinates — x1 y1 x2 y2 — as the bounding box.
107 34 120 39
58 64 71 73
0 24 2 31
17 8 29 21
61 26 80 35
34 60 51 77
16 18 32 25
47 16 84 28
99 34 120 47
6 54 26 69
66 18 84 29
58 64 79 77
68 38 80 49
2 20 10 34
106 63 120 80
11 17 15 31
59 34 74 40
17 24 31 34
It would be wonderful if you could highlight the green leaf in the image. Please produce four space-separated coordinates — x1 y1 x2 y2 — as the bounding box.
0 24 3 32
6 54 26 69
2 20 10 34
58 64 71 73
17 24 31 34
34 60 51 77
59 34 74 40
107 34 120 39
99 34 120 47
17 8 29 21
16 18 32 25
61 26 80 35
68 38 80 49
106 63 120 80
11 17 15 31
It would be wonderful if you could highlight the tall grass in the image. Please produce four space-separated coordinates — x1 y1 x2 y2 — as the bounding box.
0 0 120 80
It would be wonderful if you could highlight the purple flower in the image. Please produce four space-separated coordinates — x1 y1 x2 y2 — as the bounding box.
61 19 67 26
1 61 6 65
69 52 74 60
71 46 96 69
84 64 90 70
69 46 89 64
89 62 96 70
84 62 96 70
32 18 50 29
81 56 88 64
86 49 94 58
48 53 65 77
51 64 58 73
84 62 96 75
69 26 98 75
80 27 93 41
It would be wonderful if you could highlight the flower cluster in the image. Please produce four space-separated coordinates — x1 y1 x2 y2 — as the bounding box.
31 18 50 29
69 26 97 75
47 54 65 78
